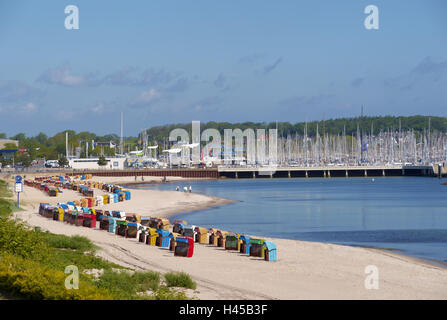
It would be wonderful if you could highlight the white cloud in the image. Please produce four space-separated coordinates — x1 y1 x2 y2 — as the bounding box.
92 102 105 114
140 89 161 102
21 102 37 113
139 88 161 103
38 64 100 87
0 101 38 116
129 88 162 109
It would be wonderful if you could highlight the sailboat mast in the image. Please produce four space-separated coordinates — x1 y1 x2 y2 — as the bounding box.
120 111 124 155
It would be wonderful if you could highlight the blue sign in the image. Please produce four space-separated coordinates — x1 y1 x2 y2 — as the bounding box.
15 175 22 183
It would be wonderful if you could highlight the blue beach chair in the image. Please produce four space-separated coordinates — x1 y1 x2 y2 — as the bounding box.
263 241 277 261
239 235 251 254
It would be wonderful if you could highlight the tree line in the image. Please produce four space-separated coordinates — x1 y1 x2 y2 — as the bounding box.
144 115 447 141
1 115 446 167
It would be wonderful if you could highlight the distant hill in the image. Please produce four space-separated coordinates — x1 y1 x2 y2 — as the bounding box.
144 115 447 139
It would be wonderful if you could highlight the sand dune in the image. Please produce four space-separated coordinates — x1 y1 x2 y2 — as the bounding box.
9 175 447 300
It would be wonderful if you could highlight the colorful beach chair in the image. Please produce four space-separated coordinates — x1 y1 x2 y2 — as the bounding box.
225 233 240 251
249 239 265 258
156 229 170 247
263 241 277 261
174 236 194 257
126 222 139 238
194 227 208 244
239 235 251 254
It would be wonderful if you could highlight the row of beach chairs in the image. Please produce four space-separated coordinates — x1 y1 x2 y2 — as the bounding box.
172 222 277 261
34 175 276 261
24 179 60 197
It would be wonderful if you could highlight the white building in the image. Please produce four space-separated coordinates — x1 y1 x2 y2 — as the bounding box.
69 157 126 170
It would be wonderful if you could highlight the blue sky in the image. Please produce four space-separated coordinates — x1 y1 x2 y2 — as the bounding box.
1 0 446 136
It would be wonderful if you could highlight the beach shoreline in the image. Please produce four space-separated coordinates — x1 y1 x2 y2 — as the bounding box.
5 174 447 299
129 178 447 269
119 177 218 187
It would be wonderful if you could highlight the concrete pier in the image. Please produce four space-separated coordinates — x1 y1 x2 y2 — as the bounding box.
71 168 219 179
64 164 438 180
217 165 435 179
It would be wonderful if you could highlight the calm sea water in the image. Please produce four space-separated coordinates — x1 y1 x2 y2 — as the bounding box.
135 177 447 264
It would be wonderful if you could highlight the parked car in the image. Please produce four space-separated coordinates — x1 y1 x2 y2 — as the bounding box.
45 160 60 168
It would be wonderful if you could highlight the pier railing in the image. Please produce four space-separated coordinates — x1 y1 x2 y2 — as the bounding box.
217 164 437 178
1 164 443 179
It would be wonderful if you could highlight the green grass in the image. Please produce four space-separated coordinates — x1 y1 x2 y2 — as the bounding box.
0 180 12 198
150 286 189 300
46 248 120 273
0 218 48 260
96 270 161 299
0 253 114 300
0 199 13 218
164 272 197 290
0 177 195 300
38 232 98 252
132 270 161 292
0 199 22 218
0 179 22 215
0 212 195 300
33 231 128 274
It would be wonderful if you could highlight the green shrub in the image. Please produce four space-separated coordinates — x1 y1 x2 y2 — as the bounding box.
0 206 193 300
0 218 48 260
96 270 161 299
44 249 118 274
0 253 114 300
150 286 189 300
94 270 134 299
0 199 12 218
164 272 197 290
0 180 12 198
39 233 97 252
132 271 160 292
28 231 119 272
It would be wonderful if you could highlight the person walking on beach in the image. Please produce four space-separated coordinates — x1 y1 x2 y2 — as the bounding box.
183 186 187 192
189 185 192 193
176 186 179 191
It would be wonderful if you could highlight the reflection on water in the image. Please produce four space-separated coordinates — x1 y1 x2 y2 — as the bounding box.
138 177 447 264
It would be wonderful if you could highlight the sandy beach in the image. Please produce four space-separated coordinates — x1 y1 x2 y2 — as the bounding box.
5 174 447 300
